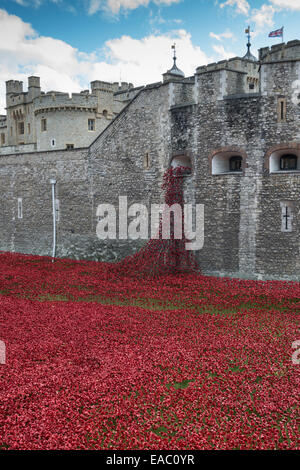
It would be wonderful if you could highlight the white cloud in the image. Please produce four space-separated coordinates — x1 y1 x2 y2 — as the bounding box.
96 29 211 80
88 0 180 15
212 44 236 60
13 0 26 6
269 0 300 11
250 4 277 31
0 9 211 114
219 0 300 37
209 30 236 41
219 0 250 16
148 7 182 27
12 0 61 6
12 0 27 5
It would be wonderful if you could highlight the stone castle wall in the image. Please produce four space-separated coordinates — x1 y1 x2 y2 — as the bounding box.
0 41 299 280
35 109 108 151
0 147 93 259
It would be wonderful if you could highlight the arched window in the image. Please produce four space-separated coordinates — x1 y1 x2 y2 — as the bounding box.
269 149 300 173
280 154 297 171
170 155 192 175
103 110 108 118
211 151 244 175
229 156 242 172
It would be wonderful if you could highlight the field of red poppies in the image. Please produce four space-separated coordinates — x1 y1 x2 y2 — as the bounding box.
0 251 299 450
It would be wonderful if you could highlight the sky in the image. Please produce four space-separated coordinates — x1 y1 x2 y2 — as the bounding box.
0 0 299 114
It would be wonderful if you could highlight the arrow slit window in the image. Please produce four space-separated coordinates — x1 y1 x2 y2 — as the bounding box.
17 198 23 219
280 202 293 232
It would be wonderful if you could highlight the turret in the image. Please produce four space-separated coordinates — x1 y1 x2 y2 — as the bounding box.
90 80 114 117
6 80 23 95
28 76 41 100
243 26 257 62
163 43 185 83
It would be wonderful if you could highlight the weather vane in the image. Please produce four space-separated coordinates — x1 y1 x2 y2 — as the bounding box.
243 25 257 61
245 25 251 45
171 43 176 60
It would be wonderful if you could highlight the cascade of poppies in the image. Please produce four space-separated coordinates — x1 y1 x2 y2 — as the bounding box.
112 166 198 278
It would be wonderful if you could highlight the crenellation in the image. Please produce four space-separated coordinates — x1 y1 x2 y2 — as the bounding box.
34 91 98 110
6 80 23 95
259 40 300 62
0 76 140 154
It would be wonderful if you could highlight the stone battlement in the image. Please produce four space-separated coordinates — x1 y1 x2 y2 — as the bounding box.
259 40 300 62
91 80 134 93
196 57 258 74
6 80 23 95
34 91 98 112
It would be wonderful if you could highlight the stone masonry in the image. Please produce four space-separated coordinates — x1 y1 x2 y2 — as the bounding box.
0 77 142 155
0 40 299 280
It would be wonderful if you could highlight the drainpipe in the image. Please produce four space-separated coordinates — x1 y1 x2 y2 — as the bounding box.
50 179 56 261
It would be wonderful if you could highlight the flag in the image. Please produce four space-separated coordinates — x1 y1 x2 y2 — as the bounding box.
245 27 250 34
269 27 283 38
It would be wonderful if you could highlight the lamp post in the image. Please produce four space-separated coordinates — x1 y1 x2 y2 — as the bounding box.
50 179 56 261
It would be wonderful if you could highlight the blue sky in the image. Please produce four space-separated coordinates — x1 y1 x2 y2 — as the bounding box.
0 0 299 113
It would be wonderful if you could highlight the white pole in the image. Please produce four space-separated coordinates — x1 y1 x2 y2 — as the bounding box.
50 179 56 261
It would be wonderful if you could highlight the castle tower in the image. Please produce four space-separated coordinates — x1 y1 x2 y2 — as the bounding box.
28 76 41 100
90 80 114 118
6 80 23 95
163 43 185 83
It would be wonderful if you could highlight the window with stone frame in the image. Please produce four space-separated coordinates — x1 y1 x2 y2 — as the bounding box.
18 122 24 135
143 153 150 169
170 155 192 175
41 118 47 132
66 144 74 150
88 119 95 131
280 154 297 171
277 98 287 122
0 133 5 145
229 155 242 172
212 152 244 175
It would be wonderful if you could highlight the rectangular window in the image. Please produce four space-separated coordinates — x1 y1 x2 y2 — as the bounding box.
10 127 13 136
17 198 23 219
0 133 5 145
41 118 47 132
143 153 150 169
18 122 24 135
278 98 287 122
88 119 95 131
27 123 30 134
66 144 74 150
